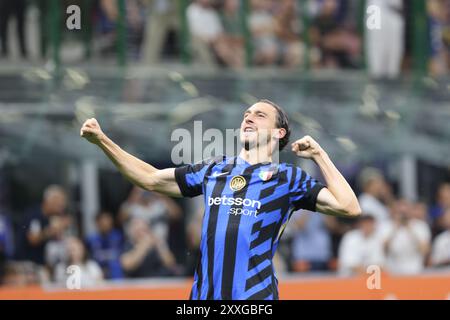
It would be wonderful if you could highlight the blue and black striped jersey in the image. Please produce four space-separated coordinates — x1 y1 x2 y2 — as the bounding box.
175 156 325 300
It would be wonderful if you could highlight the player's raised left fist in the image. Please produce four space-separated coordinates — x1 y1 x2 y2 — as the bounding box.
291 135 324 160
80 118 104 145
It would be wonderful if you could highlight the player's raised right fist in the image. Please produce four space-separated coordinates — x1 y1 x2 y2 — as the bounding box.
80 118 104 145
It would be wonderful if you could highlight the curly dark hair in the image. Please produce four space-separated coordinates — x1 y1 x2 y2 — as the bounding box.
258 99 291 151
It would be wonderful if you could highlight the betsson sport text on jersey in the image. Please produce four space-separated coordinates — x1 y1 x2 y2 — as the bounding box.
208 196 261 218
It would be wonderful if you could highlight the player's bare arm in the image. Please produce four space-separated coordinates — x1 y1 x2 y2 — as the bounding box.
80 118 181 197
291 135 361 218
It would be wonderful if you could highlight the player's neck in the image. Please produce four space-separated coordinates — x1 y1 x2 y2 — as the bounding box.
238 148 272 165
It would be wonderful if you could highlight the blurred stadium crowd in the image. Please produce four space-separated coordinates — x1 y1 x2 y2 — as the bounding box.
0 0 449 76
1 168 450 288
1 0 450 291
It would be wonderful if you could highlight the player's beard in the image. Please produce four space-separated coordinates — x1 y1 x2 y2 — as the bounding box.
242 132 271 151
243 139 254 151
242 134 258 151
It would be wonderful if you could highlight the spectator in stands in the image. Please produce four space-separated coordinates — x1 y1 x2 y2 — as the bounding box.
142 0 179 64
357 167 393 226
221 0 242 40
18 185 68 266
44 213 74 276
0 0 28 58
0 177 13 278
326 215 356 271
310 0 361 68
249 0 280 65
0 254 4 286
97 0 144 60
338 214 385 276
429 182 450 237
1 261 44 287
54 237 103 287
366 0 405 78
380 199 431 275
121 217 178 278
291 211 333 272
185 207 203 276
0 208 14 267
119 186 181 243
410 201 429 223
86 211 125 280
219 0 245 68
0 262 28 287
427 0 449 77
96 0 118 57
187 0 241 68
273 0 305 68
125 0 146 60
430 208 450 267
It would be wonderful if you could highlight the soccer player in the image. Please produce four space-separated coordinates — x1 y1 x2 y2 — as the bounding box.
80 99 361 300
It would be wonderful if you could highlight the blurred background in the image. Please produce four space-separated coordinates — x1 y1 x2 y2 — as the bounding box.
0 0 450 299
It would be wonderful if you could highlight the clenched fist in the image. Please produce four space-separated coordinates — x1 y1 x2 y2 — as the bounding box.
80 118 104 145
291 135 324 160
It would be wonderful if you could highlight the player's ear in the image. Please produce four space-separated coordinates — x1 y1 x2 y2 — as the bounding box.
274 128 286 140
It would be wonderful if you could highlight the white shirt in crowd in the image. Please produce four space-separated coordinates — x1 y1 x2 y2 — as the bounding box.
187 3 223 42
431 231 450 266
358 193 390 224
367 0 403 21
338 229 385 276
54 260 103 288
124 201 169 241
365 0 404 78
380 219 431 275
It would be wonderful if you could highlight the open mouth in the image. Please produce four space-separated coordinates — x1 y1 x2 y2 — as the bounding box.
243 126 256 133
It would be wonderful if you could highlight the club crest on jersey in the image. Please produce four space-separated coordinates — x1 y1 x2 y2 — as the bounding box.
230 175 246 191
258 170 273 181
